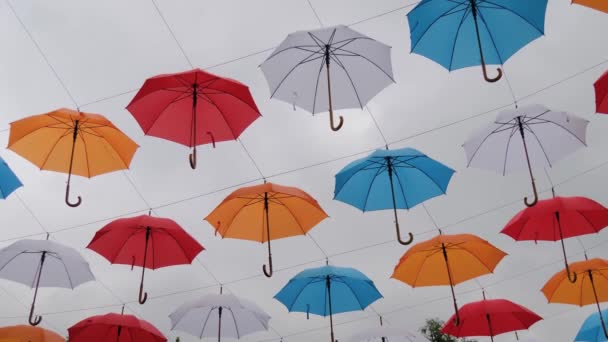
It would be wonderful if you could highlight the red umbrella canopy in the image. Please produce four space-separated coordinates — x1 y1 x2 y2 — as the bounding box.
596 70 608 114
126 68 261 168
441 299 542 341
68 313 166 342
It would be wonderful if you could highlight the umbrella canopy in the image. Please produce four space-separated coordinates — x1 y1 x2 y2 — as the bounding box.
0 325 64 342
407 0 547 82
441 298 543 342
169 291 270 341
542 258 608 339
68 313 166 342
349 325 428 342
501 195 608 282
275 265 383 342
205 182 327 277
596 70 608 114
126 68 261 169
573 0 608 13
464 104 588 207
260 25 394 131
87 214 204 304
0 157 22 199
575 309 608 342
7 108 138 207
0 238 95 326
392 233 507 325
334 147 455 245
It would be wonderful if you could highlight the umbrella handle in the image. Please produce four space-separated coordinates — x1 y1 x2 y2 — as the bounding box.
470 0 502 83
29 251 46 326
189 147 197 170
524 179 538 207
395 221 414 245
28 305 42 326
565 262 578 283
262 254 273 278
139 280 148 304
481 62 502 83
65 182 82 207
326 59 344 132
262 193 273 278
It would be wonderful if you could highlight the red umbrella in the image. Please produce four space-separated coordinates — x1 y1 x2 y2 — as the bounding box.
87 214 204 304
501 193 608 283
126 68 261 169
596 70 608 114
68 311 166 342
441 297 542 342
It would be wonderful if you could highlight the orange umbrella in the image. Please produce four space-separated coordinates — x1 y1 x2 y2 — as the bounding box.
542 257 608 338
392 233 507 325
8 108 138 207
205 182 328 277
573 0 608 13
0 325 64 342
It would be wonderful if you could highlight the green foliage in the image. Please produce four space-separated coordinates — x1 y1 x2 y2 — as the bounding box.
420 318 477 342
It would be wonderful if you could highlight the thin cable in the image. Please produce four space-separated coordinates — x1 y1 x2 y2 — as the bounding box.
306 0 324 27
150 0 194 68
421 203 440 233
238 139 266 180
501 66 519 108
366 105 389 147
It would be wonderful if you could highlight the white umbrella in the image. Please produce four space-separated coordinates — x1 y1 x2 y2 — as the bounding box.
463 104 588 207
0 237 95 326
260 24 394 131
169 291 271 341
349 326 429 342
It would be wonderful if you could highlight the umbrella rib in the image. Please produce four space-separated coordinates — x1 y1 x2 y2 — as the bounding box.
108 228 143 264
0 252 32 277
38 128 74 171
410 2 467 52
448 6 472 71
143 91 193 134
481 0 545 35
158 229 193 264
199 93 239 139
577 210 604 234
203 86 261 115
269 49 326 98
286 278 319 312
332 46 395 82
524 127 553 168
328 53 365 109
465 122 514 168
48 253 77 289
227 307 241 339
476 9 506 65
77 131 92 178
501 126 519 176
336 278 367 311
311 50 326 114
361 163 389 212
391 166 411 209
531 119 588 146
277 200 309 235
198 307 215 338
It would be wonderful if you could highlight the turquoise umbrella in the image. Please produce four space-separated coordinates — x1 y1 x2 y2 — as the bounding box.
0 157 22 199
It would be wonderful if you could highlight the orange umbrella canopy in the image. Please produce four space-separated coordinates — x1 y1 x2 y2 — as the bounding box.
573 0 608 13
205 182 327 277
8 108 138 207
0 325 64 342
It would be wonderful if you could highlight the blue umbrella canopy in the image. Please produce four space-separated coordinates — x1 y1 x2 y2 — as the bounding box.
575 309 608 342
275 265 382 342
334 147 454 245
0 157 22 199
406 0 548 82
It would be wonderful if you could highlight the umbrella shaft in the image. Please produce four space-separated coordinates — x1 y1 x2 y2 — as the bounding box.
218 306 223 342
327 276 335 342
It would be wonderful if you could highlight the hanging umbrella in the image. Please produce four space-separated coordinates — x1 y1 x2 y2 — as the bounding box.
392 233 507 325
541 258 608 339
68 311 166 342
127 68 261 169
596 70 608 114
464 104 588 207
407 0 548 83
501 194 608 283
205 182 327 278
275 264 383 342
260 25 394 131
0 325 64 342
0 237 95 326
334 147 454 245
575 308 608 342
441 296 543 342
169 289 270 341
87 213 204 304
573 0 608 13
7 108 138 207
0 157 22 199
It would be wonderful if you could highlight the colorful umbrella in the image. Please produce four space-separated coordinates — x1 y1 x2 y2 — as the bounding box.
0 157 22 199
205 182 327 277
596 70 608 114
7 108 138 207
169 289 270 341
68 311 166 342
0 237 95 326
0 325 64 342
260 25 394 131
501 194 608 283
464 104 588 207
441 296 543 342
334 147 454 245
575 308 608 342
87 213 204 304
392 233 507 325
541 258 608 339
275 264 383 342
407 0 548 82
573 0 608 13
127 68 261 169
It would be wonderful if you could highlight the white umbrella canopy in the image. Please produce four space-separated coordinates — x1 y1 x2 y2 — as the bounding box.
349 326 429 342
463 104 589 206
169 292 271 341
0 237 95 326
260 24 394 131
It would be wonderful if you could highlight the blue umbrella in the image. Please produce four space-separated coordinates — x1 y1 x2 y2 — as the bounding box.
0 157 22 199
275 265 383 342
407 0 548 82
334 147 455 245
575 309 608 341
